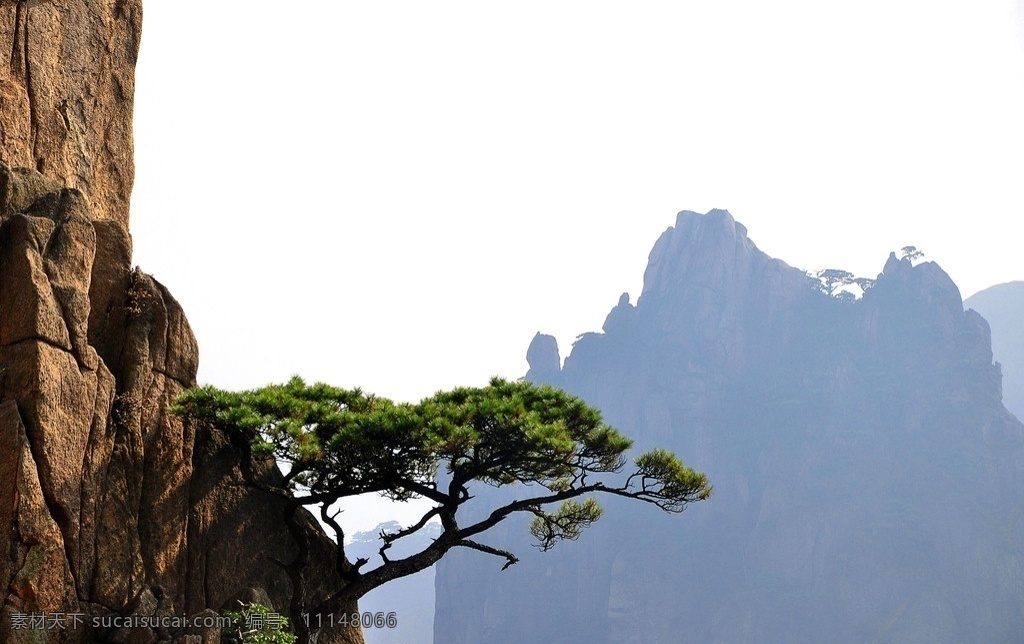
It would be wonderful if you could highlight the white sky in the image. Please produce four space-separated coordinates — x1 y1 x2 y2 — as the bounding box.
130 1 1024 532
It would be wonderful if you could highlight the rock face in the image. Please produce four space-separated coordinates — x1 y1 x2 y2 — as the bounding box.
0 3 361 643
0 167 362 643
965 281 1024 419
1 1 140 227
434 209 1024 643
525 332 561 381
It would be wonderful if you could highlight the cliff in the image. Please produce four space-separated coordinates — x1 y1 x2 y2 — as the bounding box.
0 3 358 643
965 281 1024 419
434 210 1024 643
0 0 138 227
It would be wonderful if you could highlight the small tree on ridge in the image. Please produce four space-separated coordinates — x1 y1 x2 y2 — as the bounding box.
812 268 855 296
901 245 924 263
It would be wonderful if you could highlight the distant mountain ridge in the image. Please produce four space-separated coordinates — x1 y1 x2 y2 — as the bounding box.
965 281 1024 419
434 210 1024 643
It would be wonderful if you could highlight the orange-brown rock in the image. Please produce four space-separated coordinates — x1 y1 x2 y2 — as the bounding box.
0 0 142 227
0 1 363 642
0 400 85 643
0 165 363 643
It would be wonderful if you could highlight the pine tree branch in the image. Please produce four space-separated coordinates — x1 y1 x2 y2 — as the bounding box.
456 539 519 570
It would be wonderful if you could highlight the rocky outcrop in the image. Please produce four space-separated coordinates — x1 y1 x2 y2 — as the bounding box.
0 167 361 643
434 209 1024 643
1 2 362 642
525 332 560 382
1 1 141 227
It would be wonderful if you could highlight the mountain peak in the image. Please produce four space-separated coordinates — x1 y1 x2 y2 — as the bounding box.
641 209 787 303
440 211 1022 644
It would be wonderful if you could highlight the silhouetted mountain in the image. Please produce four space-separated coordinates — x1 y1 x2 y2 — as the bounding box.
966 281 1024 418
434 210 1024 643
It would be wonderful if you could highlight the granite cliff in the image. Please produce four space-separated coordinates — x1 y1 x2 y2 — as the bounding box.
434 210 1024 643
1 3 358 643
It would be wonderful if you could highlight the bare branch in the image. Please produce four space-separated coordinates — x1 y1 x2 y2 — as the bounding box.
390 478 451 505
380 506 444 547
312 533 456 617
378 540 392 565
319 504 367 580
456 539 519 570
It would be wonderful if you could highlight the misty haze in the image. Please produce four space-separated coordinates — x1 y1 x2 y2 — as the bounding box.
4 2 1024 644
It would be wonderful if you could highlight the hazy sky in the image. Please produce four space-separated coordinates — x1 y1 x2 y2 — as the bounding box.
130 1 1024 531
